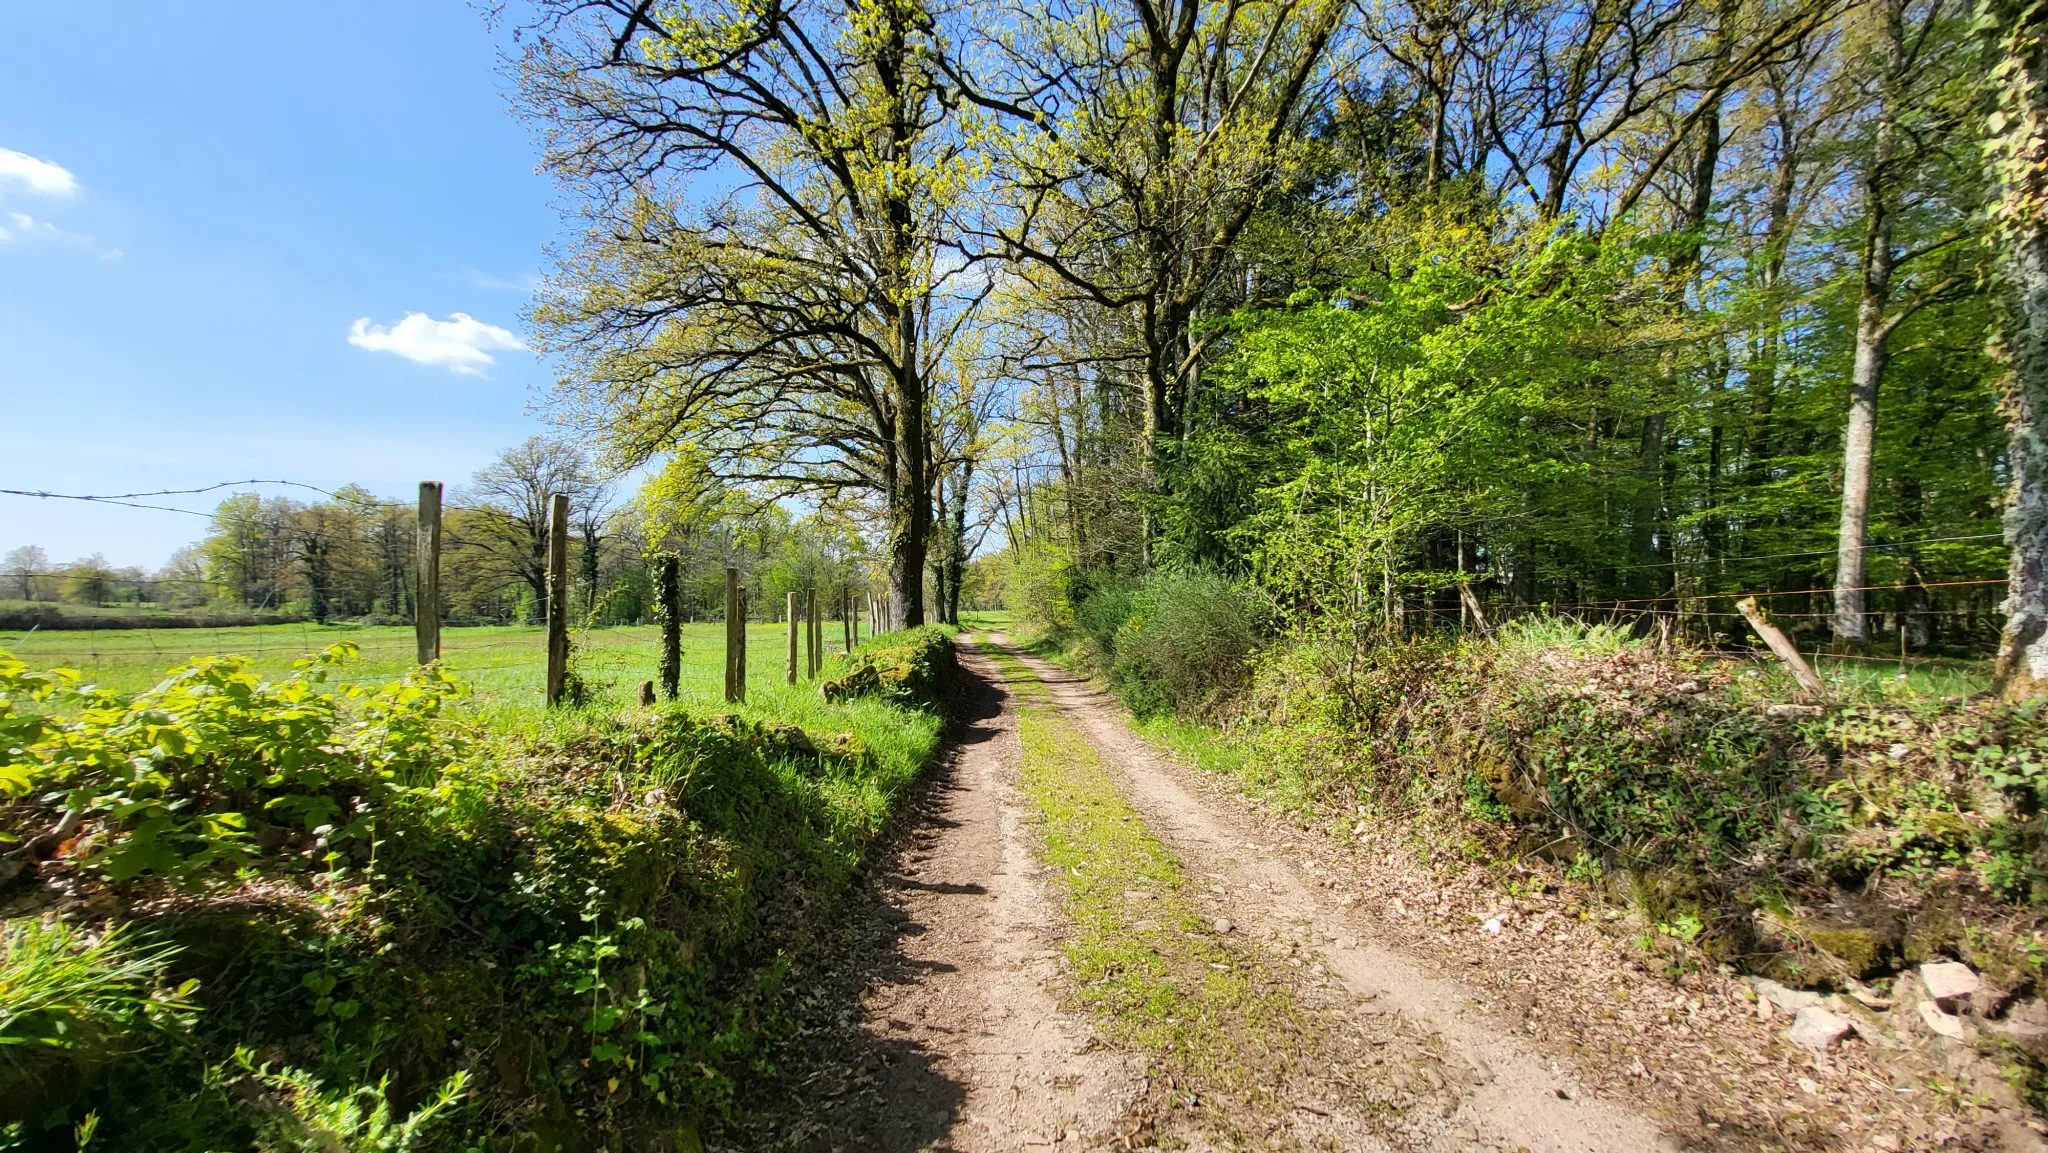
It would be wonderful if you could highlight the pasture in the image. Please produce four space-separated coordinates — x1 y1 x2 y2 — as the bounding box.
0 619 872 715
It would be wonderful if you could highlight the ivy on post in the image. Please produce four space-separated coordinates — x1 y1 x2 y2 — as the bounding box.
414 480 442 665
544 492 571 706
805 588 818 679
724 566 743 703
656 552 681 700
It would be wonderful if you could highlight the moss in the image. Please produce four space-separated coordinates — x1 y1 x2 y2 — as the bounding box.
1802 926 1886 979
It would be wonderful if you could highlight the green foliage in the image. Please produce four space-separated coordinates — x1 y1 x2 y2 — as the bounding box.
0 637 943 1150
1494 616 1643 659
228 1052 468 1153
1 644 464 884
1074 572 1267 718
819 625 959 710
1150 618 2048 982
0 921 196 1130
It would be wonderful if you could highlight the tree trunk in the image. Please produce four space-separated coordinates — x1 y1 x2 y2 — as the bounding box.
946 460 972 624
1990 0 2048 698
878 8 929 629
1833 0 1903 643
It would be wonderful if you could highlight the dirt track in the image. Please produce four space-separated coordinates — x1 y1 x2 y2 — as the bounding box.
726 636 1905 1152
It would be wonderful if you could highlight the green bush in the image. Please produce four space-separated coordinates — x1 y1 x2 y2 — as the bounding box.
1077 572 1265 718
0 643 942 1151
1204 622 2048 985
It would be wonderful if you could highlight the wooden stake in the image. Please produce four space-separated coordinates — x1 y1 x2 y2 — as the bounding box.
1456 581 1492 638
1736 597 1827 697
737 587 748 702
842 588 852 654
414 481 442 665
544 492 570 706
725 566 742 703
805 588 818 679
786 591 800 686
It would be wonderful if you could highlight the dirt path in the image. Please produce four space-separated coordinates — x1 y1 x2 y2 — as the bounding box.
855 640 1142 1149
721 635 1140 1152
729 637 1694 1152
997 638 1681 1153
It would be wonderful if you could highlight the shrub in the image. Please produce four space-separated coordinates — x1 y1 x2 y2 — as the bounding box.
1211 619 2048 987
1078 571 1265 718
0 642 943 1151
820 625 959 710
1 644 464 884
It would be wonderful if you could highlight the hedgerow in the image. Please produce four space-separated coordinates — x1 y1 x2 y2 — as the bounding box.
0 642 943 1150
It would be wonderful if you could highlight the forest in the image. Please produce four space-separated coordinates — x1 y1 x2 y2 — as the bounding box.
515 0 2041 681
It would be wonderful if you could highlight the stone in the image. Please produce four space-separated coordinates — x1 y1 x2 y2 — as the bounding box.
1752 977 1824 1013
1211 916 1236 933
1786 1006 1855 1051
1917 1000 1966 1041
1919 961 1980 1013
1987 1017 2048 1057
637 679 656 706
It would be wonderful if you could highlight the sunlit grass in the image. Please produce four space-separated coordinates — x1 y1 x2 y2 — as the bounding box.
982 641 1311 1108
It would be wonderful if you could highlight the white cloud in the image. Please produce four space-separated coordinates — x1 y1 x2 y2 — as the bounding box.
347 312 527 376
6 211 59 239
0 149 79 197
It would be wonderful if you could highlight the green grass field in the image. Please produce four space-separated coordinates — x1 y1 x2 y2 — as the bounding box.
0 618 881 716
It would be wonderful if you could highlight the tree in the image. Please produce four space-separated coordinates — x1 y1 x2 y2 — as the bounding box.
3 545 49 601
1989 0 2048 696
463 437 603 624
954 0 1348 555
575 477 621 620
522 0 977 627
63 554 115 606
1829 0 1981 641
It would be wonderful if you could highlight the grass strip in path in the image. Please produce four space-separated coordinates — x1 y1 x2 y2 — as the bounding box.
978 638 1350 1141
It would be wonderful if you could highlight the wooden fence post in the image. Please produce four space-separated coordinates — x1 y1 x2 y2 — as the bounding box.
842 588 852 654
656 553 681 700
415 481 442 665
1736 597 1827 697
786 591 800 686
545 492 570 706
725 567 742 703
738 586 748 702
803 588 816 679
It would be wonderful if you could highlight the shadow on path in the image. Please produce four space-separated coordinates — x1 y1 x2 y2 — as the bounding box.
709 657 1013 1152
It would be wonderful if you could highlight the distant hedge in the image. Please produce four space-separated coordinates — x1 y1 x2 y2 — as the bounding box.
0 606 309 631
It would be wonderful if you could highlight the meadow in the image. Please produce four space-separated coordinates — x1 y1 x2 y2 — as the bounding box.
0 618 879 717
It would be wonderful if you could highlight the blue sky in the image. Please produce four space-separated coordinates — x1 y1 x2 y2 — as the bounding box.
0 2 562 569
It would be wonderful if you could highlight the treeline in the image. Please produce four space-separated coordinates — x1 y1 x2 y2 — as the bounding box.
509 0 2045 667
3 437 995 630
